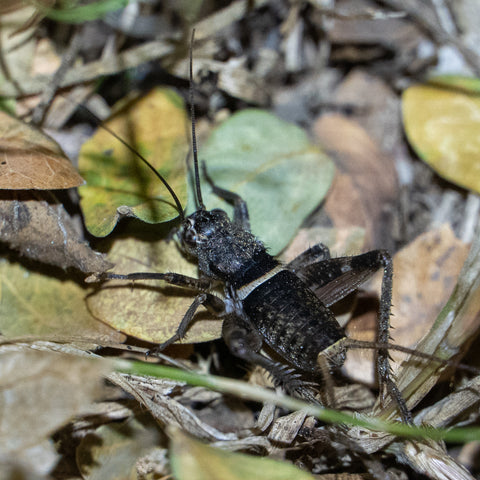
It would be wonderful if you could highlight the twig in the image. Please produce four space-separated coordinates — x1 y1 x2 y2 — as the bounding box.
31 26 83 125
378 0 480 76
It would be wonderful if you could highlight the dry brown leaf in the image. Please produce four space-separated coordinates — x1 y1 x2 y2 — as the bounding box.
314 113 398 250
0 191 112 272
388 225 469 361
0 111 84 190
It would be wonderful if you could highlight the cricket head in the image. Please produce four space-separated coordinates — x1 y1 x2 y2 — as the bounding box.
178 208 231 257
178 206 267 281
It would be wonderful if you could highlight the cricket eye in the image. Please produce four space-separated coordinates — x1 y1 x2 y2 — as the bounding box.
183 227 197 247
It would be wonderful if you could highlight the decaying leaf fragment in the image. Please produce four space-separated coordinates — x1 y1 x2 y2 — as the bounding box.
0 349 111 476
0 190 111 272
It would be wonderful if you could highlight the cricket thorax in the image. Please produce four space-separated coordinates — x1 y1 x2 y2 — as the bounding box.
179 209 279 284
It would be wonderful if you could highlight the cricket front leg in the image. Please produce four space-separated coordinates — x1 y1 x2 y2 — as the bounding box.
148 293 225 356
202 162 251 231
97 271 214 291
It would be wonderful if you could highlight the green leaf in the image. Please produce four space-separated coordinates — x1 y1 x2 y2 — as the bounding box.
169 428 316 480
197 109 335 254
402 76 480 194
39 0 128 23
78 88 188 237
428 74 480 94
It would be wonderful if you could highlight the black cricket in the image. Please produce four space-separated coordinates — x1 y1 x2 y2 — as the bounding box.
98 31 411 424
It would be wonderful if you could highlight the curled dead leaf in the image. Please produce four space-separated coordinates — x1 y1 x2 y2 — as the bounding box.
0 111 84 190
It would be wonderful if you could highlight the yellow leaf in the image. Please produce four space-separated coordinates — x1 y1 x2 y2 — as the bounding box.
0 259 124 341
402 78 480 193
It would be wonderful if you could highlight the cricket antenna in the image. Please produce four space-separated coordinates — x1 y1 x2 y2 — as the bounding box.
99 121 185 221
189 28 206 211
73 101 185 222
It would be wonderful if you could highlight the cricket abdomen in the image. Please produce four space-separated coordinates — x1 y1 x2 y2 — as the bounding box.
242 269 345 373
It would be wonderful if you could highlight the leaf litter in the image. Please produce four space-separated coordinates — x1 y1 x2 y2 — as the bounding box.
1 1 480 479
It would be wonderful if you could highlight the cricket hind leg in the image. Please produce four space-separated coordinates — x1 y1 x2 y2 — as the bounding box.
222 313 321 403
370 250 413 424
287 243 331 272
296 247 412 423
